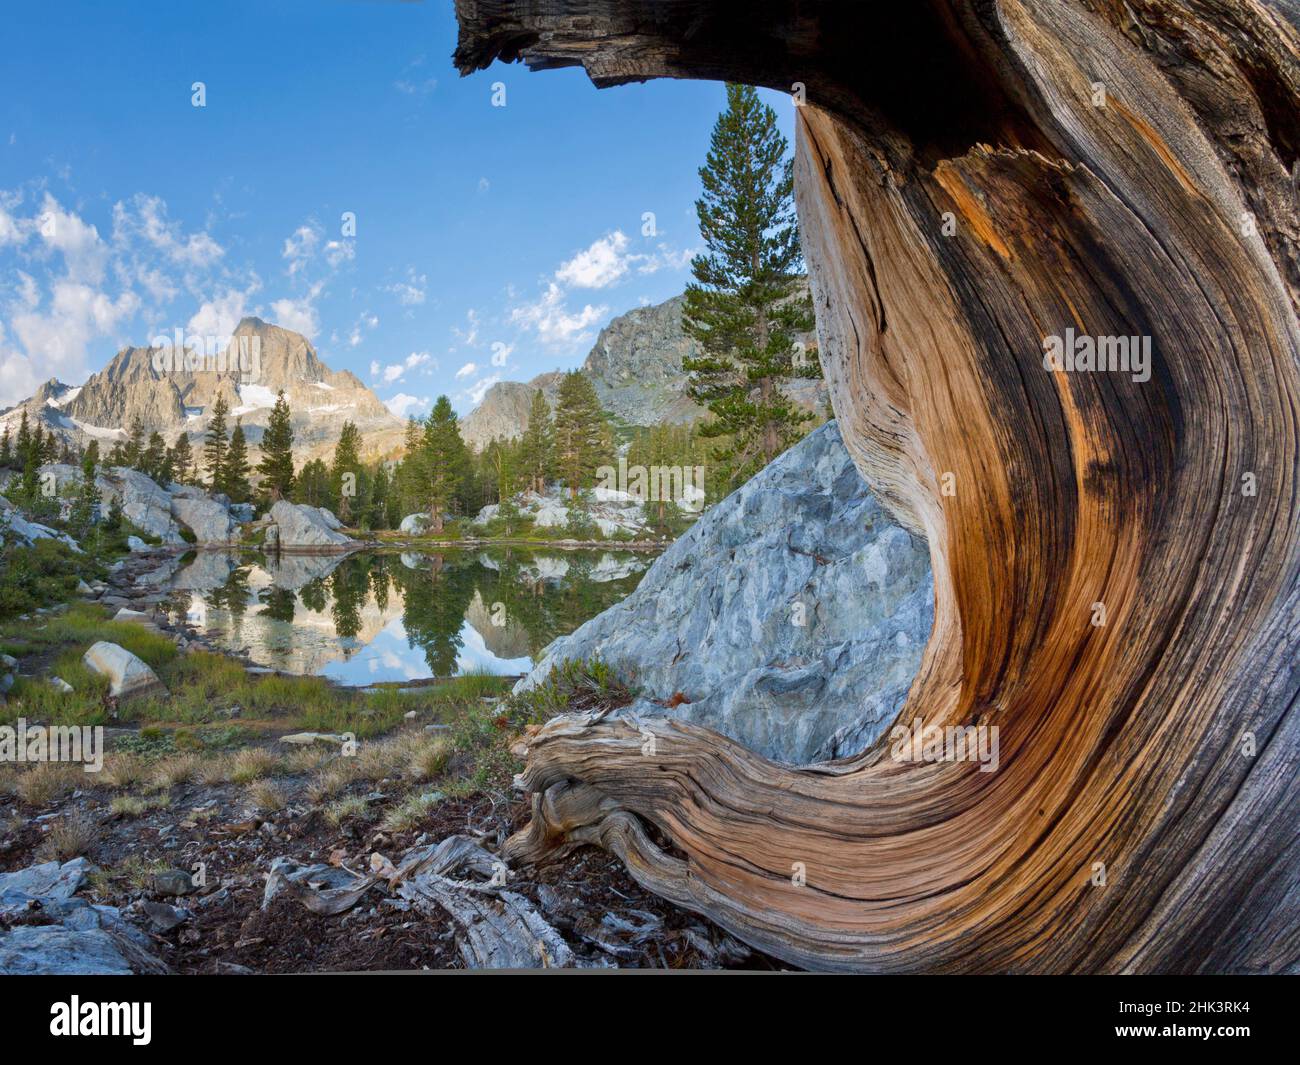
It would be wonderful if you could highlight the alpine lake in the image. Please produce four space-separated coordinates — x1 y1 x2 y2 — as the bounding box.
151 546 655 687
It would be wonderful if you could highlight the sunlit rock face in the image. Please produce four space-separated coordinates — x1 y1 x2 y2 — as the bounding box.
3 317 406 466
518 422 933 763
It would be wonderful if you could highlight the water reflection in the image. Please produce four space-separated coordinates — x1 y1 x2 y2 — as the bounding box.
160 548 650 685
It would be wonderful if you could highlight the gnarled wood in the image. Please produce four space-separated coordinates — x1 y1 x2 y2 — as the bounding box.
455 0 1300 972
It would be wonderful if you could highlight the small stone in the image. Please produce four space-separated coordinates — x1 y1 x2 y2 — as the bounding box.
141 900 189 933
0 654 16 668
279 731 345 746
49 677 74 693
151 869 194 897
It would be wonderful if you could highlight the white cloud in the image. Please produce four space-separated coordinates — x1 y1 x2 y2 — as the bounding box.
323 239 354 269
555 230 631 289
385 392 430 418
282 223 320 276
375 350 434 386
452 308 480 347
394 77 437 96
4 281 139 398
112 194 223 269
464 373 500 406
270 290 321 339
0 204 25 248
511 282 606 348
186 282 259 339
455 361 477 379
477 177 490 195
35 194 108 284
387 272 427 306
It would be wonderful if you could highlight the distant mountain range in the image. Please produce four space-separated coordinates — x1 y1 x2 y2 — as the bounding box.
459 286 828 451
0 318 407 464
0 287 828 468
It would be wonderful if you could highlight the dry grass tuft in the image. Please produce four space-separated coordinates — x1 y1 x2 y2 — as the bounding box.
14 762 80 806
230 747 280 784
245 779 287 813
36 813 96 861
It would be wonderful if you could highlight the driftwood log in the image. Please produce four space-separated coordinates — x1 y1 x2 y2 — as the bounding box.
453 1 1300 972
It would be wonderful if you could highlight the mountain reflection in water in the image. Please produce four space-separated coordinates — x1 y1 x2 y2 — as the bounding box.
159 548 651 685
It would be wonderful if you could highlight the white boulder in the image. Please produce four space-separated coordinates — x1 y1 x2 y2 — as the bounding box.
82 641 165 699
533 502 569 528
399 513 430 535
170 495 237 544
266 500 353 549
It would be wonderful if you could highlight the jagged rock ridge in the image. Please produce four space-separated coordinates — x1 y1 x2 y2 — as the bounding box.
0 318 406 465
460 288 825 451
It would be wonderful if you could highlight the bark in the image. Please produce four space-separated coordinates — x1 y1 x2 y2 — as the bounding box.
454 0 1300 972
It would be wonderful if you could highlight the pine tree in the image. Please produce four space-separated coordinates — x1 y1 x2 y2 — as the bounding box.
682 83 817 489
0 427 11 470
552 371 609 499
123 416 146 470
396 417 425 518
257 390 295 501
142 432 167 482
15 411 31 469
518 390 554 494
293 459 332 508
39 425 59 465
168 433 193 485
221 421 253 503
368 463 391 530
330 421 362 523
203 394 231 490
68 448 100 540
415 397 467 533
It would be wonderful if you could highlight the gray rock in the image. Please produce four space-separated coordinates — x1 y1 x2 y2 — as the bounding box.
0 925 135 975
50 676 74 693
151 869 194 897
140 900 190 933
126 535 149 552
0 858 167 975
517 423 933 764
0 857 97 900
0 654 15 668
266 500 353 549
279 731 345 746
101 467 185 543
460 288 825 449
399 512 430 534
170 494 237 543
82 641 166 699
0 494 82 551
229 502 255 522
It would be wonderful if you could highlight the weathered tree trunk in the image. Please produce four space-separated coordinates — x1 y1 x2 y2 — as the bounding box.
454 0 1300 972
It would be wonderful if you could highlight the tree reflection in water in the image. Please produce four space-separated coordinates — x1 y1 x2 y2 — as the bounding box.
164 548 649 683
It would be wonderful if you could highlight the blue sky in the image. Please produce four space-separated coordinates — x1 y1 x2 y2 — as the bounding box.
0 0 794 418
